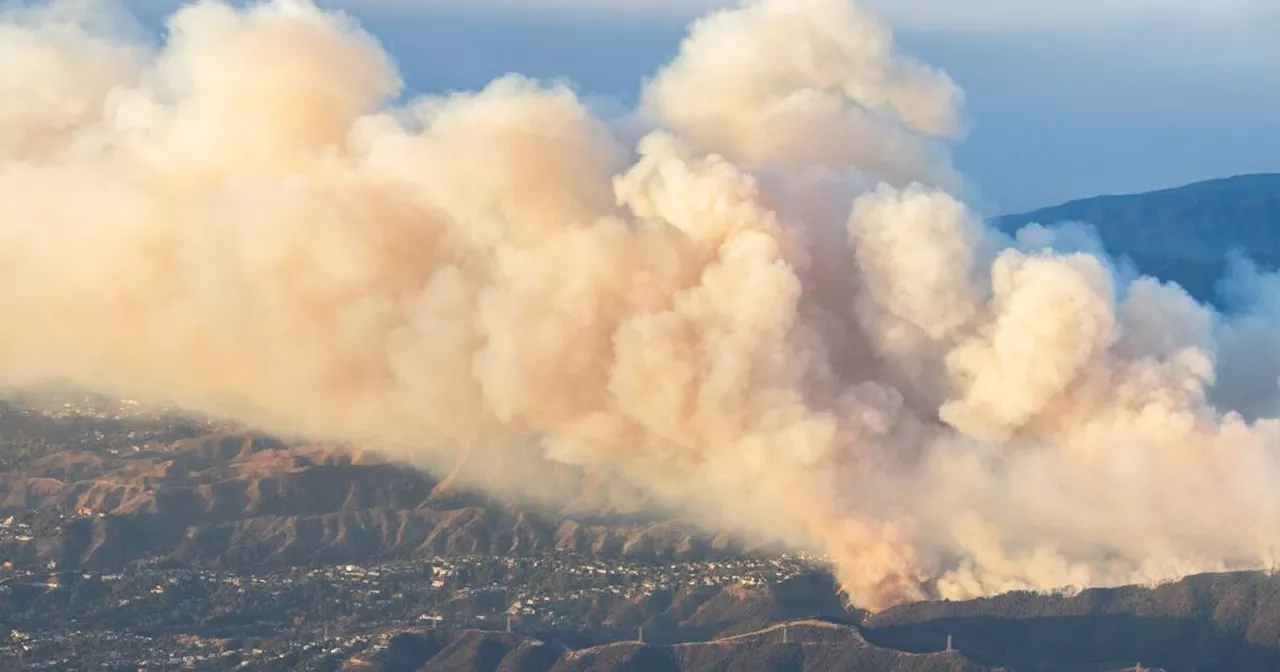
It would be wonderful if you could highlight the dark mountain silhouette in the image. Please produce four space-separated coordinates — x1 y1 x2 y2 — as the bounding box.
864 570 1280 672
993 173 1280 304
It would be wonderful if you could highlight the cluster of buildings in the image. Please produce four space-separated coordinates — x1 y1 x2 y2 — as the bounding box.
0 552 826 667
5 627 385 670
0 515 35 544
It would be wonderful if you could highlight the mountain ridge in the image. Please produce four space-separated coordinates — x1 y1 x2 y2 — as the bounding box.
993 173 1280 303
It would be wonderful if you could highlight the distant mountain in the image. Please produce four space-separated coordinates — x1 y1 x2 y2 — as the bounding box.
994 174 1280 303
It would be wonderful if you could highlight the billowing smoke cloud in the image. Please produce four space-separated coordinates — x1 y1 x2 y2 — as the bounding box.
642 0 962 187
3 0 1280 611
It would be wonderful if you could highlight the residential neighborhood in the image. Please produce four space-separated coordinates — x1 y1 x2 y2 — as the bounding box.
1 552 827 669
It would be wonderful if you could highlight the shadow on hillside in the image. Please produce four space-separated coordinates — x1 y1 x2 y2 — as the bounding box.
864 613 1280 672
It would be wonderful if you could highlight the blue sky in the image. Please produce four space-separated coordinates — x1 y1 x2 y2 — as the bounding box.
124 0 1280 214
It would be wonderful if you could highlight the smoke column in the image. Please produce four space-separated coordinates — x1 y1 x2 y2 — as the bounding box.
3 0 1280 610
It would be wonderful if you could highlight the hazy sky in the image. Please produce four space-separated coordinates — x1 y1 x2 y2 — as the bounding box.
124 0 1280 213
310 0 1279 24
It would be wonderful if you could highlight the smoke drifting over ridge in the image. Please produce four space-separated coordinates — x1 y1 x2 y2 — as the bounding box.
3 0 1280 610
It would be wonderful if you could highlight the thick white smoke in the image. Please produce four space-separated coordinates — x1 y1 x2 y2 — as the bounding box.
3 0 1279 610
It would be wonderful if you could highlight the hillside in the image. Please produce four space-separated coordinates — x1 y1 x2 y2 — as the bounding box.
864 570 1280 671
347 620 995 672
994 173 1280 303
0 400 751 572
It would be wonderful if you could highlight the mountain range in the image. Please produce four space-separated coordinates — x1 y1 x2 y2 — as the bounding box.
994 173 1280 303
0 411 747 572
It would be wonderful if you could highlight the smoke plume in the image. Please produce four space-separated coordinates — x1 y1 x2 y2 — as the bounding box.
3 0 1280 610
